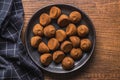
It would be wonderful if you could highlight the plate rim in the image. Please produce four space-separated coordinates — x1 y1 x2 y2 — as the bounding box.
25 4 96 74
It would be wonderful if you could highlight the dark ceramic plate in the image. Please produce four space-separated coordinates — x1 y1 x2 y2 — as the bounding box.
25 4 96 73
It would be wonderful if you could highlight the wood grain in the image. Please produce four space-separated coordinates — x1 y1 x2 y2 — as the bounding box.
22 0 120 80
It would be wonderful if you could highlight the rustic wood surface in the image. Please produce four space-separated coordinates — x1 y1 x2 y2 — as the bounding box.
21 0 120 80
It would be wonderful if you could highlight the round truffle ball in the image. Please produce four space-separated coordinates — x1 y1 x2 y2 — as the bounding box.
39 13 51 26
30 36 42 48
40 53 52 66
57 14 70 27
80 39 92 51
69 36 80 48
70 48 82 60
66 23 77 36
77 25 89 37
69 11 81 23
38 42 49 53
48 38 60 50
62 57 74 70
49 6 61 19
53 51 65 63
33 24 43 36
61 41 73 53
56 30 66 42
43 25 56 38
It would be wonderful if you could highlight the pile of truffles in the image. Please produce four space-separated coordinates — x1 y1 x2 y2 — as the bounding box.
30 6 92 70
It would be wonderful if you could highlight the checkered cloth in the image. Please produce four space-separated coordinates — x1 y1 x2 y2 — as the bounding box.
0 0 43 80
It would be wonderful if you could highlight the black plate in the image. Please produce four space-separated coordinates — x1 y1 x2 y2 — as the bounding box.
25 4 96 73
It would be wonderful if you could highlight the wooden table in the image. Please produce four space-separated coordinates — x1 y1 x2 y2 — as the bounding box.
22 0 120 80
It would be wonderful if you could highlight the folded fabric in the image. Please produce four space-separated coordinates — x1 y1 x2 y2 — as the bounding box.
0 0 43 80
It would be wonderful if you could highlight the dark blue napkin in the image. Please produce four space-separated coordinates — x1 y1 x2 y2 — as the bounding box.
0 0 43 80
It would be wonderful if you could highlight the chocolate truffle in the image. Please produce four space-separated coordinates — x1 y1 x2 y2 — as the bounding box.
49 6 61 19
38 42 49 53
43 25 56 38
40 53 52 66
70 48 82 60
62 57 74 70
56 30 66 42
69 36 80 48
77 25 89 37
69 11 81 23
66 23 77 36
39 13 51 26
53 51 65 63
57 14 70 27
30 36 42 48
48 38 60 50
61 41 73 53
80 39 92 51
33 24 43 36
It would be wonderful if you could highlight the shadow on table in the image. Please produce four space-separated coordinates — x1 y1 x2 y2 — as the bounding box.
43 52 95 80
